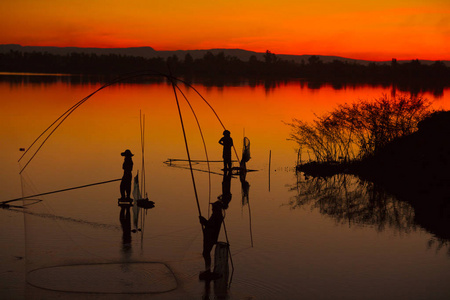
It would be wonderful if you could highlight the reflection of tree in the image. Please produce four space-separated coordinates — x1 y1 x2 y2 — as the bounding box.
289 173 417 233
427 237 450 257
2 50 449 95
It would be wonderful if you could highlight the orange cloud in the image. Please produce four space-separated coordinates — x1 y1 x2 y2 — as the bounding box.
0 0 448 60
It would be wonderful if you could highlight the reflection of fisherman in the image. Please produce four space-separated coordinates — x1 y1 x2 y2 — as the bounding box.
219 171 232 209
199 201 223 280
119 149 134 200
219 130 233 171
240 168 250 205
119 205 132 254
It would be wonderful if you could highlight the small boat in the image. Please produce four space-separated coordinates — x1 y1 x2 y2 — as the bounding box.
137 198 155 209
132 172 155 210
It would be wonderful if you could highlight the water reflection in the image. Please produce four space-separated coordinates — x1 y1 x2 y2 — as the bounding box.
1 73 448 98
290 173 417 232
118 172 155 258
240 168 249 206
202 242 230 300
239 168 253 248
219 171 232 209
119 205 132 256
290 173 450 255
4 75 450 298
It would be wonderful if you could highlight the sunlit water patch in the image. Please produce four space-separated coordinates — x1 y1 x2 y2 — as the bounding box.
1 76 450 299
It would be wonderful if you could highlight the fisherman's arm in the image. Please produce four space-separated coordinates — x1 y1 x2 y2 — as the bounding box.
199 216 208 226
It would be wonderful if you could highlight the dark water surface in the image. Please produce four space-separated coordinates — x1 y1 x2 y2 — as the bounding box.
1 75 450 299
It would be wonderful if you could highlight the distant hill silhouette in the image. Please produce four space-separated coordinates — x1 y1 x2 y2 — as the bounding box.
2 44 448 66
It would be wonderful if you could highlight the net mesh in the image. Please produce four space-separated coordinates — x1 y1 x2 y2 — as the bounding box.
20 169 204 295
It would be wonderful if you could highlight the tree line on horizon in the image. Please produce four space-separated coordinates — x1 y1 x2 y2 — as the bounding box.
1 49 449 92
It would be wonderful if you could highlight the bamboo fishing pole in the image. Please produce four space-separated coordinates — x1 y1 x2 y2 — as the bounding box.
169 77 203 218
1 178 122 205
269 150 271 192
18 70 238 174
173 84 213 218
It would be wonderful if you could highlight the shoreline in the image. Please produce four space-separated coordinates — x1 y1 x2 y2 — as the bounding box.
297 111 450 241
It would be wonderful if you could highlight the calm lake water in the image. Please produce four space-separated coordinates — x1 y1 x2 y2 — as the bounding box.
1 75 450 299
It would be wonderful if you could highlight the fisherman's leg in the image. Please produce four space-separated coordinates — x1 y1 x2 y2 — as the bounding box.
202 247 212 271
223 156 227 170
125 176 132 199
120 180 126 199
202 240 216 270
200 243 221 280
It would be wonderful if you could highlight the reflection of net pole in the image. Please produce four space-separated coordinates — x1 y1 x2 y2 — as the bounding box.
248 196 254 247
268 150 271 192
221 215 234 288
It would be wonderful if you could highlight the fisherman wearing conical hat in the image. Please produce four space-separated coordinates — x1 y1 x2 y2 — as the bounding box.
119 149 134 200
219 130 233 171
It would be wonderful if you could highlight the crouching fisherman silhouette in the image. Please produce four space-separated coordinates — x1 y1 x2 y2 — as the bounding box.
199 201 224 280
119 149 134 202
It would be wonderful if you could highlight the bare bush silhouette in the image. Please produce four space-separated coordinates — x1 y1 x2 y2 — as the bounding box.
288 94 433 162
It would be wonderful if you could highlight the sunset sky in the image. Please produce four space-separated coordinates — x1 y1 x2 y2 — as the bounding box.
1 0 449 61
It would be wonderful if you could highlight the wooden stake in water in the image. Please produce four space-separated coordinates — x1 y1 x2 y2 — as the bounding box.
214 242 230 290
268 150 271 192
297 147 302 166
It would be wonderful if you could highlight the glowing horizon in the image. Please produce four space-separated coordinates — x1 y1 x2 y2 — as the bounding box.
1 0 449 61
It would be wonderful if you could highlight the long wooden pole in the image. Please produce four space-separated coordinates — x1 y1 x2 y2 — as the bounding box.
268 150 271 192
170 79 202 218
2 178 121 204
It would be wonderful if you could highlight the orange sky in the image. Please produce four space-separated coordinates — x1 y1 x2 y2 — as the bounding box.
1 0 449 61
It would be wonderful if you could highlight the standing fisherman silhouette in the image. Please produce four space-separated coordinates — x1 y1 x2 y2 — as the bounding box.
219 130 233 171
199 201 224 280
119 149 134 201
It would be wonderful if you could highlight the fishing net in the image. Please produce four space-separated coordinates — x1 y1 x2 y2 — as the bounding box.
242 137 251 164
19 169 204 296
13 74 237 297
